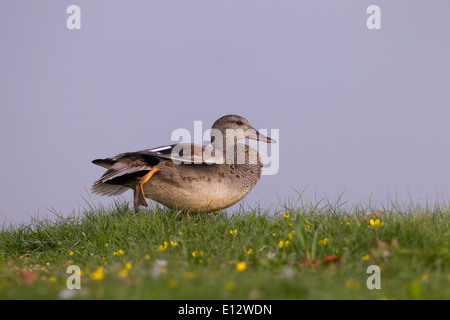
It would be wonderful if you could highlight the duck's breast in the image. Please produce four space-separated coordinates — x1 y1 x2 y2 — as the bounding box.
143 161 261 213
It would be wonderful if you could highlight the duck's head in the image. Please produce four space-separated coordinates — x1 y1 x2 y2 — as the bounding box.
211 115 275 147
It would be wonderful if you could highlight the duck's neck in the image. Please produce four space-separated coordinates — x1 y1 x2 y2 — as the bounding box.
211 132 236 151
211 133 259 165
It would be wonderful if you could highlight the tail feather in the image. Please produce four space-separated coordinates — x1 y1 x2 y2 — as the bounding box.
92 159 116 169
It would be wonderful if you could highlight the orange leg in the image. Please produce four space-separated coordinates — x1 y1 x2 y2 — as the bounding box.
134 167 160 210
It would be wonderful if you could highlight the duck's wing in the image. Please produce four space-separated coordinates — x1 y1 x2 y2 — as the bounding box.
137 143 224 165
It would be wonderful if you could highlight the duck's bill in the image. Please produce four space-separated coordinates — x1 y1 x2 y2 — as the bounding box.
248 129 276 143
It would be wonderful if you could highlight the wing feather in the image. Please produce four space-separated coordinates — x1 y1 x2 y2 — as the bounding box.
91 183 129 196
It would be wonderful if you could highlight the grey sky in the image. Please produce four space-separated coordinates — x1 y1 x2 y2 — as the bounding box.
1 1 449 224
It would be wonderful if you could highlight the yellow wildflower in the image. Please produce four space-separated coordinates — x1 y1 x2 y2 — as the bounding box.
370 219 384 227
113 249 125 256
69 251 74 256
362 254 370 261
170 241 178 247
191 250 204 258
236 262 247 272
229 229 237 236
279 240 285 248
90 267 105 281
119 263 132 277
319 238 329 246
119 268 129 277
244 248 254 255
145 254 151 260
283 213 290 220
341 216 351 225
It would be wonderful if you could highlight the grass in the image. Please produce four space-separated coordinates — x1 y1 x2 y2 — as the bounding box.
0 198 449 299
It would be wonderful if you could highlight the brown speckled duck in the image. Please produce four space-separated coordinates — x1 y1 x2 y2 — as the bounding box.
91 115 275 213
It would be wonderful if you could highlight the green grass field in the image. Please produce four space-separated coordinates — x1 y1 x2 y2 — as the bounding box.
0 199 449 299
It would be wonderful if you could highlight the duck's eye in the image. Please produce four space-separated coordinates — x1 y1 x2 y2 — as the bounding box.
236 120 243 125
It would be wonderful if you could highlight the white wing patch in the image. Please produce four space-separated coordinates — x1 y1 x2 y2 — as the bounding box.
149 145 173 152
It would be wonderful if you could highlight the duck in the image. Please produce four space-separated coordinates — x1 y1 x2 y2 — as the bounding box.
91 114 275 213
